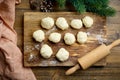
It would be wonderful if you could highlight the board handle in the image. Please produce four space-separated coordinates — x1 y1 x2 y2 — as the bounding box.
65 64 80 75
107 39 120 50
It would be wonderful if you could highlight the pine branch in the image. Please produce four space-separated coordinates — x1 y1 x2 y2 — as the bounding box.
84 0 109 5
85 0 116 17
56 0 66 9
96 7 116 16
69 0 86 13
84 0 109 10
56 0 116 16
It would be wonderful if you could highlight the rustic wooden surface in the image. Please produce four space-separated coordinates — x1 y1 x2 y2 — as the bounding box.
24 12 106 67
1 0 120 79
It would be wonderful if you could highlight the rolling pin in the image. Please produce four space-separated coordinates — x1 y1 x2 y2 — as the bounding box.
66 39 120 75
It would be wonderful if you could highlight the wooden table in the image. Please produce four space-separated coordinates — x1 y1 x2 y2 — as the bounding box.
2 0 120 80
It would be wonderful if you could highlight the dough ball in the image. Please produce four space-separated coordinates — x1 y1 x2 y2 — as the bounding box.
56 48 69 62
41 17 54 29
70 19 83 29
77 31 88 44
56 17 69 30
49 32 61 43
33 30 45 42
40 44 53 59
64 33 76 45
82 16 93 28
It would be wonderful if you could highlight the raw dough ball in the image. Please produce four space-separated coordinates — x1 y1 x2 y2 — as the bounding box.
82 16 93 28
64 33 76 45
77 31 88 44
33 30 45 42
56 48 69 62
49 32 61 43
56 17 69 30
41 17 54 29
40 44 53 59
70 19 83 29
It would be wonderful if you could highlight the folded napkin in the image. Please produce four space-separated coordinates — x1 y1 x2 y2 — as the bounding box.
0 0 36 80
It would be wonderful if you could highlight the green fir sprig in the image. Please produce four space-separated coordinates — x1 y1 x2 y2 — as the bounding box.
55 0 116 16
69 0 86 13
56 0 67 8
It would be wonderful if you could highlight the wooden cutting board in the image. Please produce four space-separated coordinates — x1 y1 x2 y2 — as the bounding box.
24 12 107 67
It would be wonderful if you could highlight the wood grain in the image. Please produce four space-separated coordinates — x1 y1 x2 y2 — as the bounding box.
24 12 107 67
1 0 120 80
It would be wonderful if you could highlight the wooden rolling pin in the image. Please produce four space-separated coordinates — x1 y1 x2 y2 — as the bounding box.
66 39 120 75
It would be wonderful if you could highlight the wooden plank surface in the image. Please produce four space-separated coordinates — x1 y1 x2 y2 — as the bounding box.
24 12 106 67
1 0 120 80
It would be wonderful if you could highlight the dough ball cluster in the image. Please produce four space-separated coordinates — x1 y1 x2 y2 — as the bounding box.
32 16 93 61
49 32 61 43
33 30 45 42
56 48 69 62
82 16 93 28
40 44 53 59
40 44 70 62
56 17 69 30
41 17 54 29
64 33 76 45
41 16 93 30
70 19 83 29
77 31 88 44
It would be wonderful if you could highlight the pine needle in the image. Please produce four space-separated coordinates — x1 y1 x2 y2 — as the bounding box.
96 7 116 16
56 0 66 9
69 0 86 13
56 0 116 16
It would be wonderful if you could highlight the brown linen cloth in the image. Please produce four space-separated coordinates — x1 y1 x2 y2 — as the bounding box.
0 0 36 80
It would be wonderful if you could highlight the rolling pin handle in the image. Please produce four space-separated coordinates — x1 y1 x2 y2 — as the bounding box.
65 64 80 75
107 39 120 50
